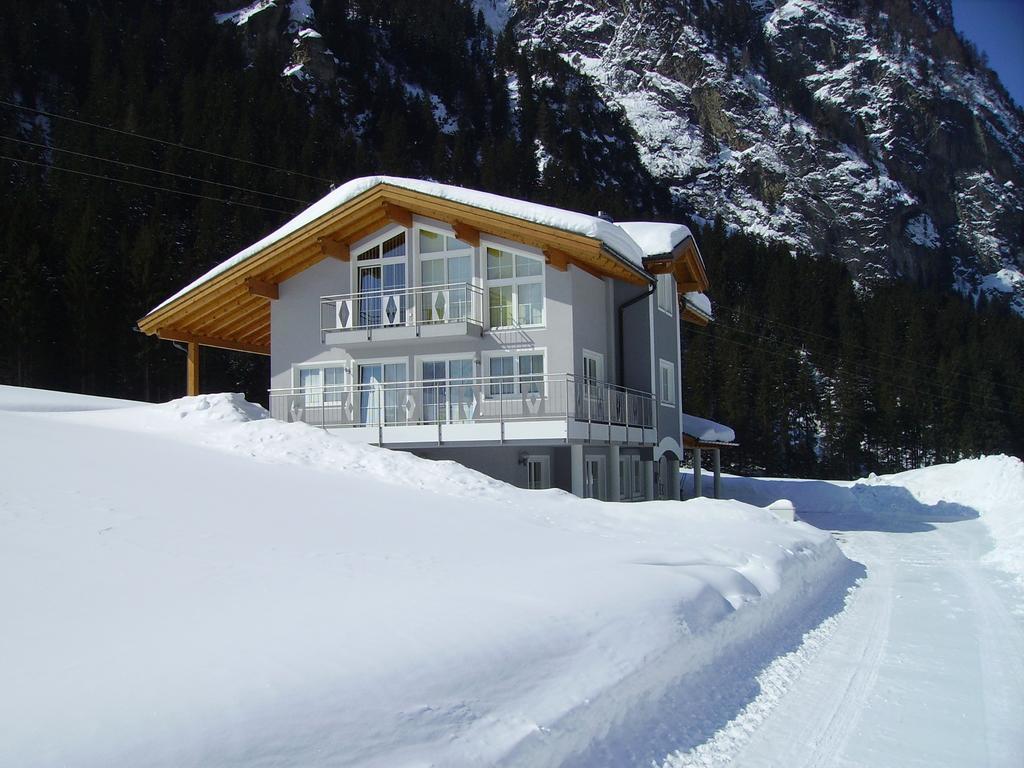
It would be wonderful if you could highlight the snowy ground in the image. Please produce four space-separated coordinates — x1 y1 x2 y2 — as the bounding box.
1 387 1020 767
0 386 850 767
671 461 1024 768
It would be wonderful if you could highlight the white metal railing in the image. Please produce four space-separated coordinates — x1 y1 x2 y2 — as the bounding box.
268 373 654 434
320 282 484 332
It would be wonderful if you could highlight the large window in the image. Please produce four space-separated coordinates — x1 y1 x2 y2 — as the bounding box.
421 358 474 422
485 352 545 397
355 231 407 327
486 246 544 328
296 364 349 406
419 229 472 322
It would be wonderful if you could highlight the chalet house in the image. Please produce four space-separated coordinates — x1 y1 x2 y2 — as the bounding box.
138 177 712 500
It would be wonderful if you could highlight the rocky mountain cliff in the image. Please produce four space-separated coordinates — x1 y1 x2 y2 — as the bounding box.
210 0 1023 313
511 0 1024 312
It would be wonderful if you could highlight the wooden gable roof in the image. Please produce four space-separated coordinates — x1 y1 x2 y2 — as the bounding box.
137 183 654 354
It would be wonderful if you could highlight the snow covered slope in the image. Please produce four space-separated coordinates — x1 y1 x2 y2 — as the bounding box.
0 388 852 767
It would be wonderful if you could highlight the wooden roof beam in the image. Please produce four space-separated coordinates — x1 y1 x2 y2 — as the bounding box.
544 248 569 272
382 202 413 228
245 277 279 300
318 237 349 261
452 221 480 247
156 329 270 356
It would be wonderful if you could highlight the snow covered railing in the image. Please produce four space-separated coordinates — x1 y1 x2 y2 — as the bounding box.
268 374 654 436
320 282 483 332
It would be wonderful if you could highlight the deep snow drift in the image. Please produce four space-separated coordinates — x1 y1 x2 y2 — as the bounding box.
0 388 853 767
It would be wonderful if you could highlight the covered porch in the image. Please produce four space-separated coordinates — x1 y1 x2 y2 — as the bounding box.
681 413 738 499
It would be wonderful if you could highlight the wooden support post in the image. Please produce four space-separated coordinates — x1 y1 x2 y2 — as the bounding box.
713 447 722 500
693 447 702 498
245 277 279 300
186 342 200 397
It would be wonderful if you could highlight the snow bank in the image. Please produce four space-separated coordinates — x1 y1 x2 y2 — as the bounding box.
0 389 851 767
858 456 1024 588
693 456 1024 588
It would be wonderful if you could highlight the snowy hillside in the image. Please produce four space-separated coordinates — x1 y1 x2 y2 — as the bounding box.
513 0 1024 312
0 386 851 767
2 387 1021 766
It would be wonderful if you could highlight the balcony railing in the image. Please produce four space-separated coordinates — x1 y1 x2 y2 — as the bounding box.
268 374 654 439
320 282 484 332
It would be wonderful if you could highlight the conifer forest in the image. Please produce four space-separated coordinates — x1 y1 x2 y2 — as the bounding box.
2 0 1022 478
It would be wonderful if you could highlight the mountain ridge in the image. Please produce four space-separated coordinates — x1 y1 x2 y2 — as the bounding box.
510 0 1023 314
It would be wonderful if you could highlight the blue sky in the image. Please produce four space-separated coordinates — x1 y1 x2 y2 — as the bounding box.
951 0 1024 107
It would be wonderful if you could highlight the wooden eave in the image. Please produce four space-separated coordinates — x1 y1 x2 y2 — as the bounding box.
642 235 710 295
683 434 738 449
138 183 652 352
681 304 711 326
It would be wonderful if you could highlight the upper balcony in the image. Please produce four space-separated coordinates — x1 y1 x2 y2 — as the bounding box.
268 374 656 448
320 282 483 345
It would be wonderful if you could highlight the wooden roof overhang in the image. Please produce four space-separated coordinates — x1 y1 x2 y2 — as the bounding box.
642 234 711 327
681 301 712 327
137 183 652 354
641 235 710 294
682 434 738 449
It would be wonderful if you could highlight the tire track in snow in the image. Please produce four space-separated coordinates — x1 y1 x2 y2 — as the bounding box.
797 534 893 768
737 530 893 768
951 539 1024 767
661 530 893 768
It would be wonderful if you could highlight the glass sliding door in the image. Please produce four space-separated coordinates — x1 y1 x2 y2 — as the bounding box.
382 262 406 326
355 231 407 329
448 359 474 420
422 360 446 423
358 362 408 425
421 359 475 423
358 266 381 327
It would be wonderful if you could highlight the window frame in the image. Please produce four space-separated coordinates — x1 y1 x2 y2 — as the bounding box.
482 240 546 330
292 362 352 406
481 349 547 399
659 358 677 406
415 224 475 322
525 454 551 490
656 274 676 316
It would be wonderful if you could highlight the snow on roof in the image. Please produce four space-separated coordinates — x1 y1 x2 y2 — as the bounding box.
149 176 654 315
615 221 693 258
682 413 736 444
684 291 712 319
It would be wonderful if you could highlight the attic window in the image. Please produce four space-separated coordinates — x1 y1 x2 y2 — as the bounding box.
356 231 407 261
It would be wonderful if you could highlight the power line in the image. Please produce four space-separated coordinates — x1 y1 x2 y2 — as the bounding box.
0 99 338 186
1 134 313 205
687 324 1017 418
705 315 1011 408
0 154 299 216
713 300 1024 397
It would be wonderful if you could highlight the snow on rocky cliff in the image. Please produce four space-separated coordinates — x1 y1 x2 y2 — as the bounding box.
513 0 1024 312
